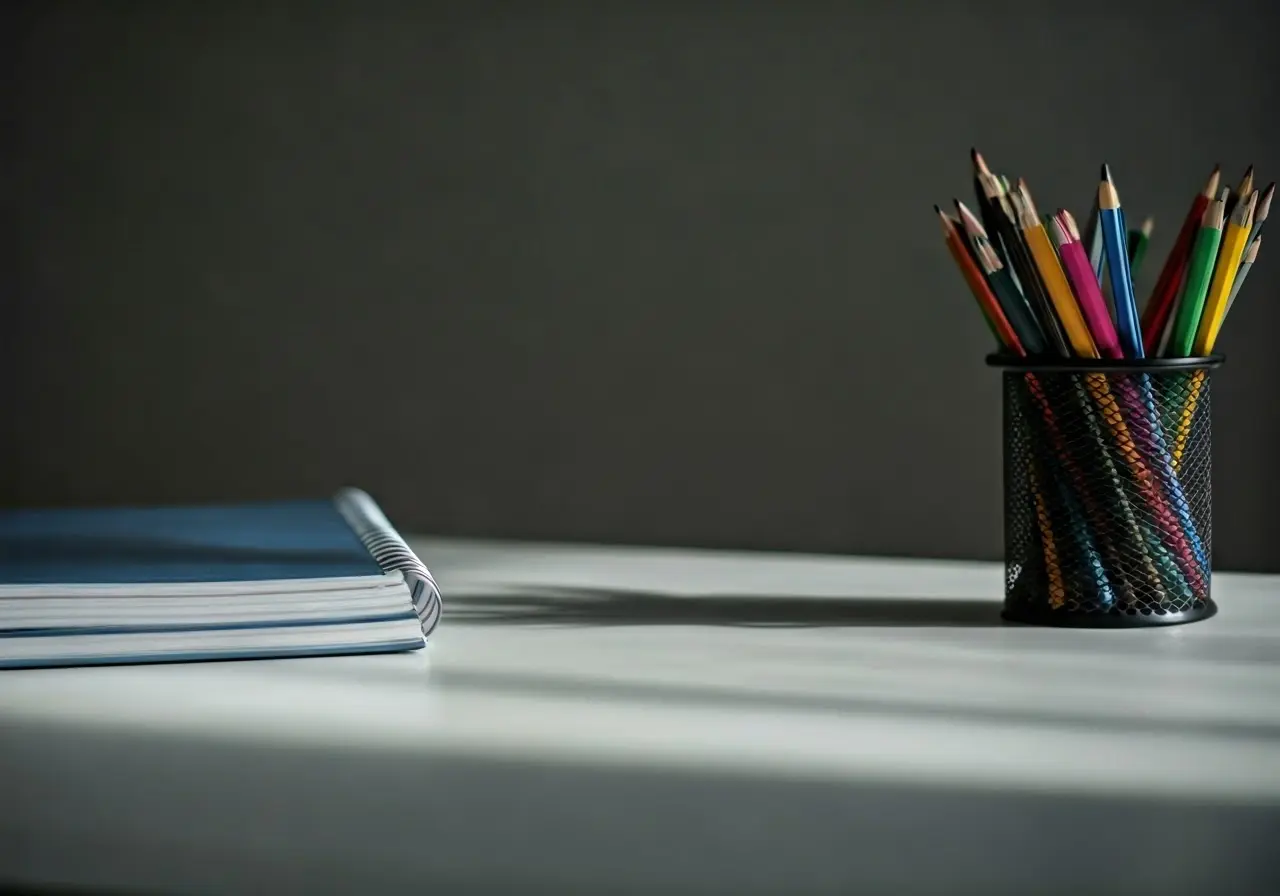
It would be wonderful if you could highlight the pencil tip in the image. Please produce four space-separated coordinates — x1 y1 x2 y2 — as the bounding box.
1101 163 1112 182
1206 166 1222 196
1258 182 1276 221
1244 233 1262 263
1140 216 1154 235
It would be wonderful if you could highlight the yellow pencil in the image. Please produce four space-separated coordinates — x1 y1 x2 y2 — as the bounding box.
1193 190 1257 354
1013 180 1098 358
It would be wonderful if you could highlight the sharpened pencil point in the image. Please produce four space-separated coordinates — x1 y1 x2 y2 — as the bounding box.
1098 178 1120 210
936 204 959 236
1256 182 1275 222
1101 163 1113 183
1205 166 1222 197
1060 209 1082 241
1048 215 1068 245
954 199 987 237
971 148 992 176
1245 234 1262 263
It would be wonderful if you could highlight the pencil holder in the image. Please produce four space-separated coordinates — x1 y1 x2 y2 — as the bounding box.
988 354 1223 627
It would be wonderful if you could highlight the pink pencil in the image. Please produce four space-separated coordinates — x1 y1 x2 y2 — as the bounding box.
1052 210 1124 360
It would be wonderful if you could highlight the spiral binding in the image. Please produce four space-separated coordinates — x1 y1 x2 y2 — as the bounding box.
334 487 441 637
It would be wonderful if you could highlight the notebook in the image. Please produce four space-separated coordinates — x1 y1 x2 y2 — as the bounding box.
0 488 440 669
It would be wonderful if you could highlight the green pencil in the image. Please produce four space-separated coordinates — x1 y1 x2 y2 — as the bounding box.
1166 195 1226 357
1126 216 1154 279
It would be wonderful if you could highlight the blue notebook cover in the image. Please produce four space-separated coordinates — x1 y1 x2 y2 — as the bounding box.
0 499 385 586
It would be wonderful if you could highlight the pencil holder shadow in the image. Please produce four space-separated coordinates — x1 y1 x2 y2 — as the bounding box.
987 354 1223 628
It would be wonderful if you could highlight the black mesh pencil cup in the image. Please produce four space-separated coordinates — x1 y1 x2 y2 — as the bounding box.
989 354 1222 627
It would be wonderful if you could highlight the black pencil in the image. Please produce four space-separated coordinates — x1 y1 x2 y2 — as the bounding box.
977 171 1070 356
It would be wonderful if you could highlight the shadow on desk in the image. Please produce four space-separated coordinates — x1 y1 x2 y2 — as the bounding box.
447 587 1004 628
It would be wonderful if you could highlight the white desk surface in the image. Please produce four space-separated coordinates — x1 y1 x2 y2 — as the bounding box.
3 538 1280 894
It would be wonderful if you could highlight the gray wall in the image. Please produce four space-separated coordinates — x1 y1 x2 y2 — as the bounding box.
6 1 1279 570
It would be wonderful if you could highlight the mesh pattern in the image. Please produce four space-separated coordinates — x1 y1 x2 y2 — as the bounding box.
1003 367 1212 622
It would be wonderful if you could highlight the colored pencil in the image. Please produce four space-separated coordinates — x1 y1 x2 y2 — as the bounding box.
1012 181 1098 358
1052 211 1123 359
1165 194 1226 358
1098 165 1144 357
1225 234 1261 316
1140 165 1219 354
1127 216 1154 278
1245 180 1273 252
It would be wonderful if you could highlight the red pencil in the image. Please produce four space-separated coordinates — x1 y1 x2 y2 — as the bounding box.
1139 165 1220 353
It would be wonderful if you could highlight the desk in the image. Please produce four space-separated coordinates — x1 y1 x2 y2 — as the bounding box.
2 538 1279 894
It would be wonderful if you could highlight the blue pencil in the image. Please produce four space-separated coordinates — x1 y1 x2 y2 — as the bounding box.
1098 165 1144 358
